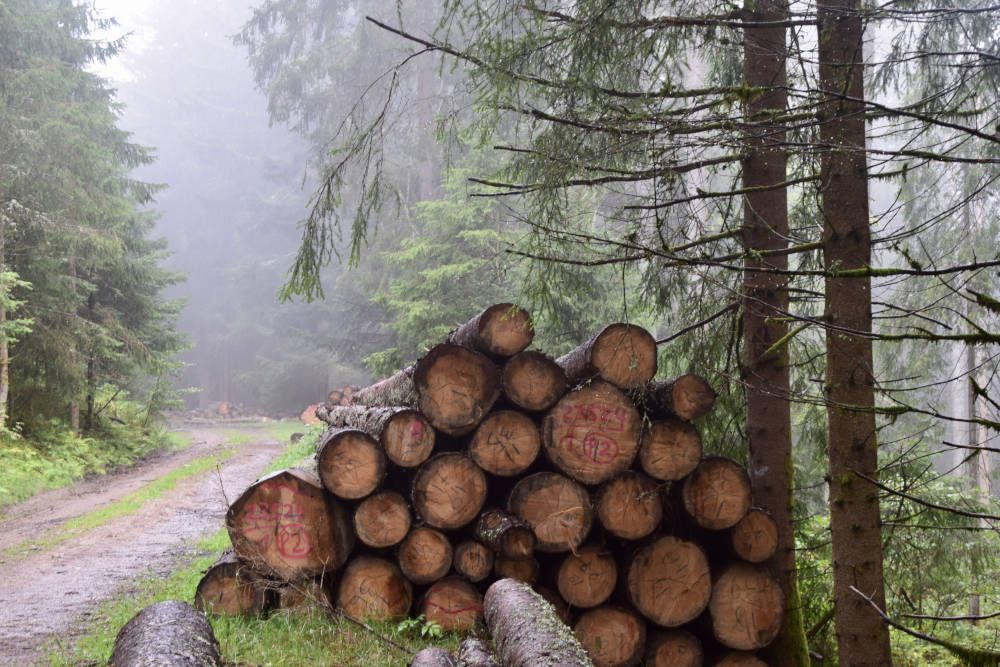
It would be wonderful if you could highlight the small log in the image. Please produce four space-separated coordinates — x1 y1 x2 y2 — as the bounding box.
412 453 488 530
315 404 435 468
413 343 502 435
227 468 354 581
300 404 321 426
542 380 643 485
398 525 453 584
639 419 703 482
448 303 534 357
420 576 484 632
639 374 716 421
507 472 593 553
353 491 412 549
535 585 573 624
411 648 457 667
574 606 646 667
628 536 711 627
501 350 568 412
645 630 703 667
709 563 784 651
557 323 657 389
493 553 540 585
110 600 222 667
316 428 386 500
715 652 768 667
556 545 617 609
468 410 541 477
681 456 752 531
474 509 536 559
457 638 499 667
275 577 331 612
353 367 418 407
194 550 269 616
595 471 663 541
335 555 413 622
484 578 593 667
453 540 494 582
729 508 779 563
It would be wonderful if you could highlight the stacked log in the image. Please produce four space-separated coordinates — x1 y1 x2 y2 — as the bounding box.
197 304 785 666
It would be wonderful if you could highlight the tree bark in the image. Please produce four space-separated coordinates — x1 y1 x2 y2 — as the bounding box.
110 600 222 667
817 1 893 664
484 578 593 667
474 508 536 559
316 404 434 468
448 303 534 357
411 648 457 667
457 638 499 667
556 323 657 389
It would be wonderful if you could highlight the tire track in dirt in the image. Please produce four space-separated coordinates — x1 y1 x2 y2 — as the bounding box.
0 424 287 664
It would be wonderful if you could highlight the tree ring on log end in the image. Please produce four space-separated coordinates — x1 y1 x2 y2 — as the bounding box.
628 536 711 627
508 472 592 553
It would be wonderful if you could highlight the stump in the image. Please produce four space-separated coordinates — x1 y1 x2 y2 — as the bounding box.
595 471 663 541
709 564 784 651
557 323 658 389
316 405 435 468
508 472 593 553
474 508 536 560
484 578 593 667
227 469 354 581
420 576 484 631
194 551 269 616
469 410 541 477
413 344 501 436
639 419 703 482
645 630 703 667
412 453 488 530
335 556 413 622
398 526 453 584
542 380 643 485
501 351 568 412
574 606 646 667
316 428 386 500
353 491 412 549
681 457 752 531
110 600 222 667
628 536 712 627
556 545 617 609
730 508 779 563
448 303 534 357
453 541 495 583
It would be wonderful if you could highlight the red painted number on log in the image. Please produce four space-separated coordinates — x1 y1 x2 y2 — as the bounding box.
240 482 312 558
560 404 627 432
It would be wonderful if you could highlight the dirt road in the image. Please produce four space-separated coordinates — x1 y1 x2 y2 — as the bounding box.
0 424 287 664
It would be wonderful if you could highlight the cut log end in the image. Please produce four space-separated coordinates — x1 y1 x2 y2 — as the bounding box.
556 545 617 609
353 491 412 549
596 471 663 541
453 541 495 583
450 303 534 357
574 606 646 667
628 536 712 627
398 526 453 585
336 556 413 622
421 577 484 632
475 508 536 559
384 410 435 467
639 419 702 482
559 323 657 389
111 601 222 667
194 552 268 616
502 351 568 412
730 508 779 563
493 554 540 585
469 410 541 477
709 563 784 651
414 344 501 435
645 630 703 667
317 428 386 500
508 472 593 553
412 453 488 530
681 456 752 531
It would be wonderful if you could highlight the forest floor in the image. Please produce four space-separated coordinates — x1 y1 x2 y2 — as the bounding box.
0 421 289 665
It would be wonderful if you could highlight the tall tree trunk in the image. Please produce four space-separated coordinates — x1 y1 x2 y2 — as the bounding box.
741 2 809 663
817 2 892 664
0 218 8 432
965 340 989 618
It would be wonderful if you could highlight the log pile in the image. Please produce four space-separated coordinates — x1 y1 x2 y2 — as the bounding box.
196 303 785 666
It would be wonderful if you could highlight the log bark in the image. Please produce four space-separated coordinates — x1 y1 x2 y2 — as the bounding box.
353 491 412 549
639 419 703 482
335 555 413 622
542 380 642 485
315 404 435 468
453 541 494 583
448 303 534 357
645 630 703 667
194 550 270 616
574 606 646 667
457 638 499 667
353 367 418 408
730 508 779 564
595 471 663 541
493 553 540 585
110 600 222 667
398 525 453 584
474 509 536 559
628 536 712 627
637 374 717 421
317 428 387 500
709 563 784 651
556 545 617 609
501 351 567 412
508 472 593 553
227 468 354 581
484 578 593 667
681 456 752 531
420 576 484 632
411 648 457 667
468 410 541 477
556 323 657 389
535 585 573 625
413 343 501 436
412 453 488 530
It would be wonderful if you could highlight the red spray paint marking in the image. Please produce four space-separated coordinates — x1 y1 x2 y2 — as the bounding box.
240 481 313 558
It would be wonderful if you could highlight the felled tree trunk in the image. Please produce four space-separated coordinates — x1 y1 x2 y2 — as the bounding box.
411 453 488 530
414 344 501 436
448 303 534 357
315 404 435 468
353 367 418 408
453 540 494 582
398 526 453 584
709 563 784 651
628 536 712 627
420 576 484 631
680 456 752 531
644 630 703 667
507 472 593 553
474 508 536 559
595 471 663 541
730 508 779 563
635 374 717 421
501 351 567 412
483 578 593 667
574 606 646 667
468 410 541 477
194 550 270 616
316 428 387 500
110 600 222 667
353 491 412 548
493 554 540 585
556 323 657 389
410 648 457 667
638 419 703 481
335 555 413 622
457 638 499 667
556 545 617 609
